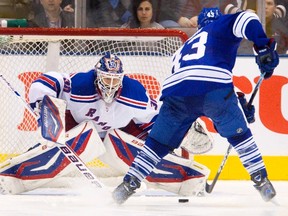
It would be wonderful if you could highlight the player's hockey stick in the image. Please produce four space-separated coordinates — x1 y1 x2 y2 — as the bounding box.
247 73 265 107
205 73 266 193
205 144 232 193
0 74 106 189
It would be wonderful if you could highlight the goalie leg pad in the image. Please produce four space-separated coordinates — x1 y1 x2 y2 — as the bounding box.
0 121 105 194
145 153 210 196
0 176 26 195
103 129 210 196
0 143 60 194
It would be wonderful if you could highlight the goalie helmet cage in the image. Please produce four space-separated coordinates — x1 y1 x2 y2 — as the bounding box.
0 28 187 177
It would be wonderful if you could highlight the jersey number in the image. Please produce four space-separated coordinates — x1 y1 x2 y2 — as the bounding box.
173 31 208 72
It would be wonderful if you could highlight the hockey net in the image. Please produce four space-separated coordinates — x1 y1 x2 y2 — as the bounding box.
0 28 187 178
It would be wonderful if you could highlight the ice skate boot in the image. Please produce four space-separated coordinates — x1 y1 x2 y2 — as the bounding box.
112 175 140 204
251 170 276 202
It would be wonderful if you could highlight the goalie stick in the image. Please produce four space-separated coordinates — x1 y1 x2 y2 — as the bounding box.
205 73 266 193
0 74 106 189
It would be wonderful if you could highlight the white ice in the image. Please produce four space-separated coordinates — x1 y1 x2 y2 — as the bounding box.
0 180 287 216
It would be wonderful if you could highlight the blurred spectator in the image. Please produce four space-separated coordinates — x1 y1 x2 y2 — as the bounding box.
152 0 240 28
179 0 240 27
61 0 74 12
238 0 288 54
121 0 164 29
30 0 74 17
277 0 288 15
15 0 33 19
277 0 288 32
240 0 286 18
152 0 195 28
86 0 240 29
0 0 32 19
28 0 75 27
265 0 288 53
86 0 132 28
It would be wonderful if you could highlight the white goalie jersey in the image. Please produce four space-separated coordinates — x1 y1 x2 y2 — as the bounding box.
29 70 159 138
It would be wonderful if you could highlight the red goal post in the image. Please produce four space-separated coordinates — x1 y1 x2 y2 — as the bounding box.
0 28 188 176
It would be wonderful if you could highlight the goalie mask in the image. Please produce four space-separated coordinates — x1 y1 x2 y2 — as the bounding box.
95 53 124 103
198 7 222 28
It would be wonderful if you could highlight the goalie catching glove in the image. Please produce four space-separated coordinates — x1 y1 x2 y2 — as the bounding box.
237 92 255 124
180 118 214 154
253 38 279 79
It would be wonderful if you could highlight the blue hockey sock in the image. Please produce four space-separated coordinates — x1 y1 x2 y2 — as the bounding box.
227 129 267 177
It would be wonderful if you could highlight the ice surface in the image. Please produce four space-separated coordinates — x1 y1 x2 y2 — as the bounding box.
0 180 287 216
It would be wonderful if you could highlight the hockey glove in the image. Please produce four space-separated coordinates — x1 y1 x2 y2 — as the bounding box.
30 100 42 126
237 92 255 124
253 38 279 79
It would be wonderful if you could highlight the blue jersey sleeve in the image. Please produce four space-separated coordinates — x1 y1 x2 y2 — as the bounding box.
70 70 97 96
232 12 270 47
120 76 149 103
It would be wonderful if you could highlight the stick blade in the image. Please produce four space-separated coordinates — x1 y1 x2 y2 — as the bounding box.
205 182 214 193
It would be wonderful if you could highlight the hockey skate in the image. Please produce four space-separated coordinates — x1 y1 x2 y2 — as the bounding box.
112 175 140 204
251 170 276 202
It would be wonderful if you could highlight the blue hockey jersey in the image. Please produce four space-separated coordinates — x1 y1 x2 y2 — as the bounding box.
161 11 270 98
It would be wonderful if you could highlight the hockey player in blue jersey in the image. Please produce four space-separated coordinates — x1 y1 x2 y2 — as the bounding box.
113 8 279 204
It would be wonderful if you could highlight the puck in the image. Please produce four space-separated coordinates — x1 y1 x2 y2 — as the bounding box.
178 198 189 203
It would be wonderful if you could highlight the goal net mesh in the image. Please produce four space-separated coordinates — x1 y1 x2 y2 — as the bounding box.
0 28 187 177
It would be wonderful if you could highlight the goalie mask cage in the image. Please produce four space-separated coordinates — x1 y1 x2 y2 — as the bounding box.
0 28 187 177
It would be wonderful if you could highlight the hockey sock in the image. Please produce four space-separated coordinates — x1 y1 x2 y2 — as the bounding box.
126 137 170 182
227 129 267 177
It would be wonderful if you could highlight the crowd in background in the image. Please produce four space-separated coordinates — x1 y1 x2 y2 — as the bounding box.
0 0 287 54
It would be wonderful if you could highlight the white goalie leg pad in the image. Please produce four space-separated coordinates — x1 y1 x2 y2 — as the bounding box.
145 153 210 196
0 141 57 194
101 129 210 196
177 161 210 196
49 120 106 178
180 118 214 155
0 176 25 195
65 120 106 163
0 121 105 194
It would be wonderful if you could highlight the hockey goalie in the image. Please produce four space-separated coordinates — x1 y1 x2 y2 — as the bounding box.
0 53 213 196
